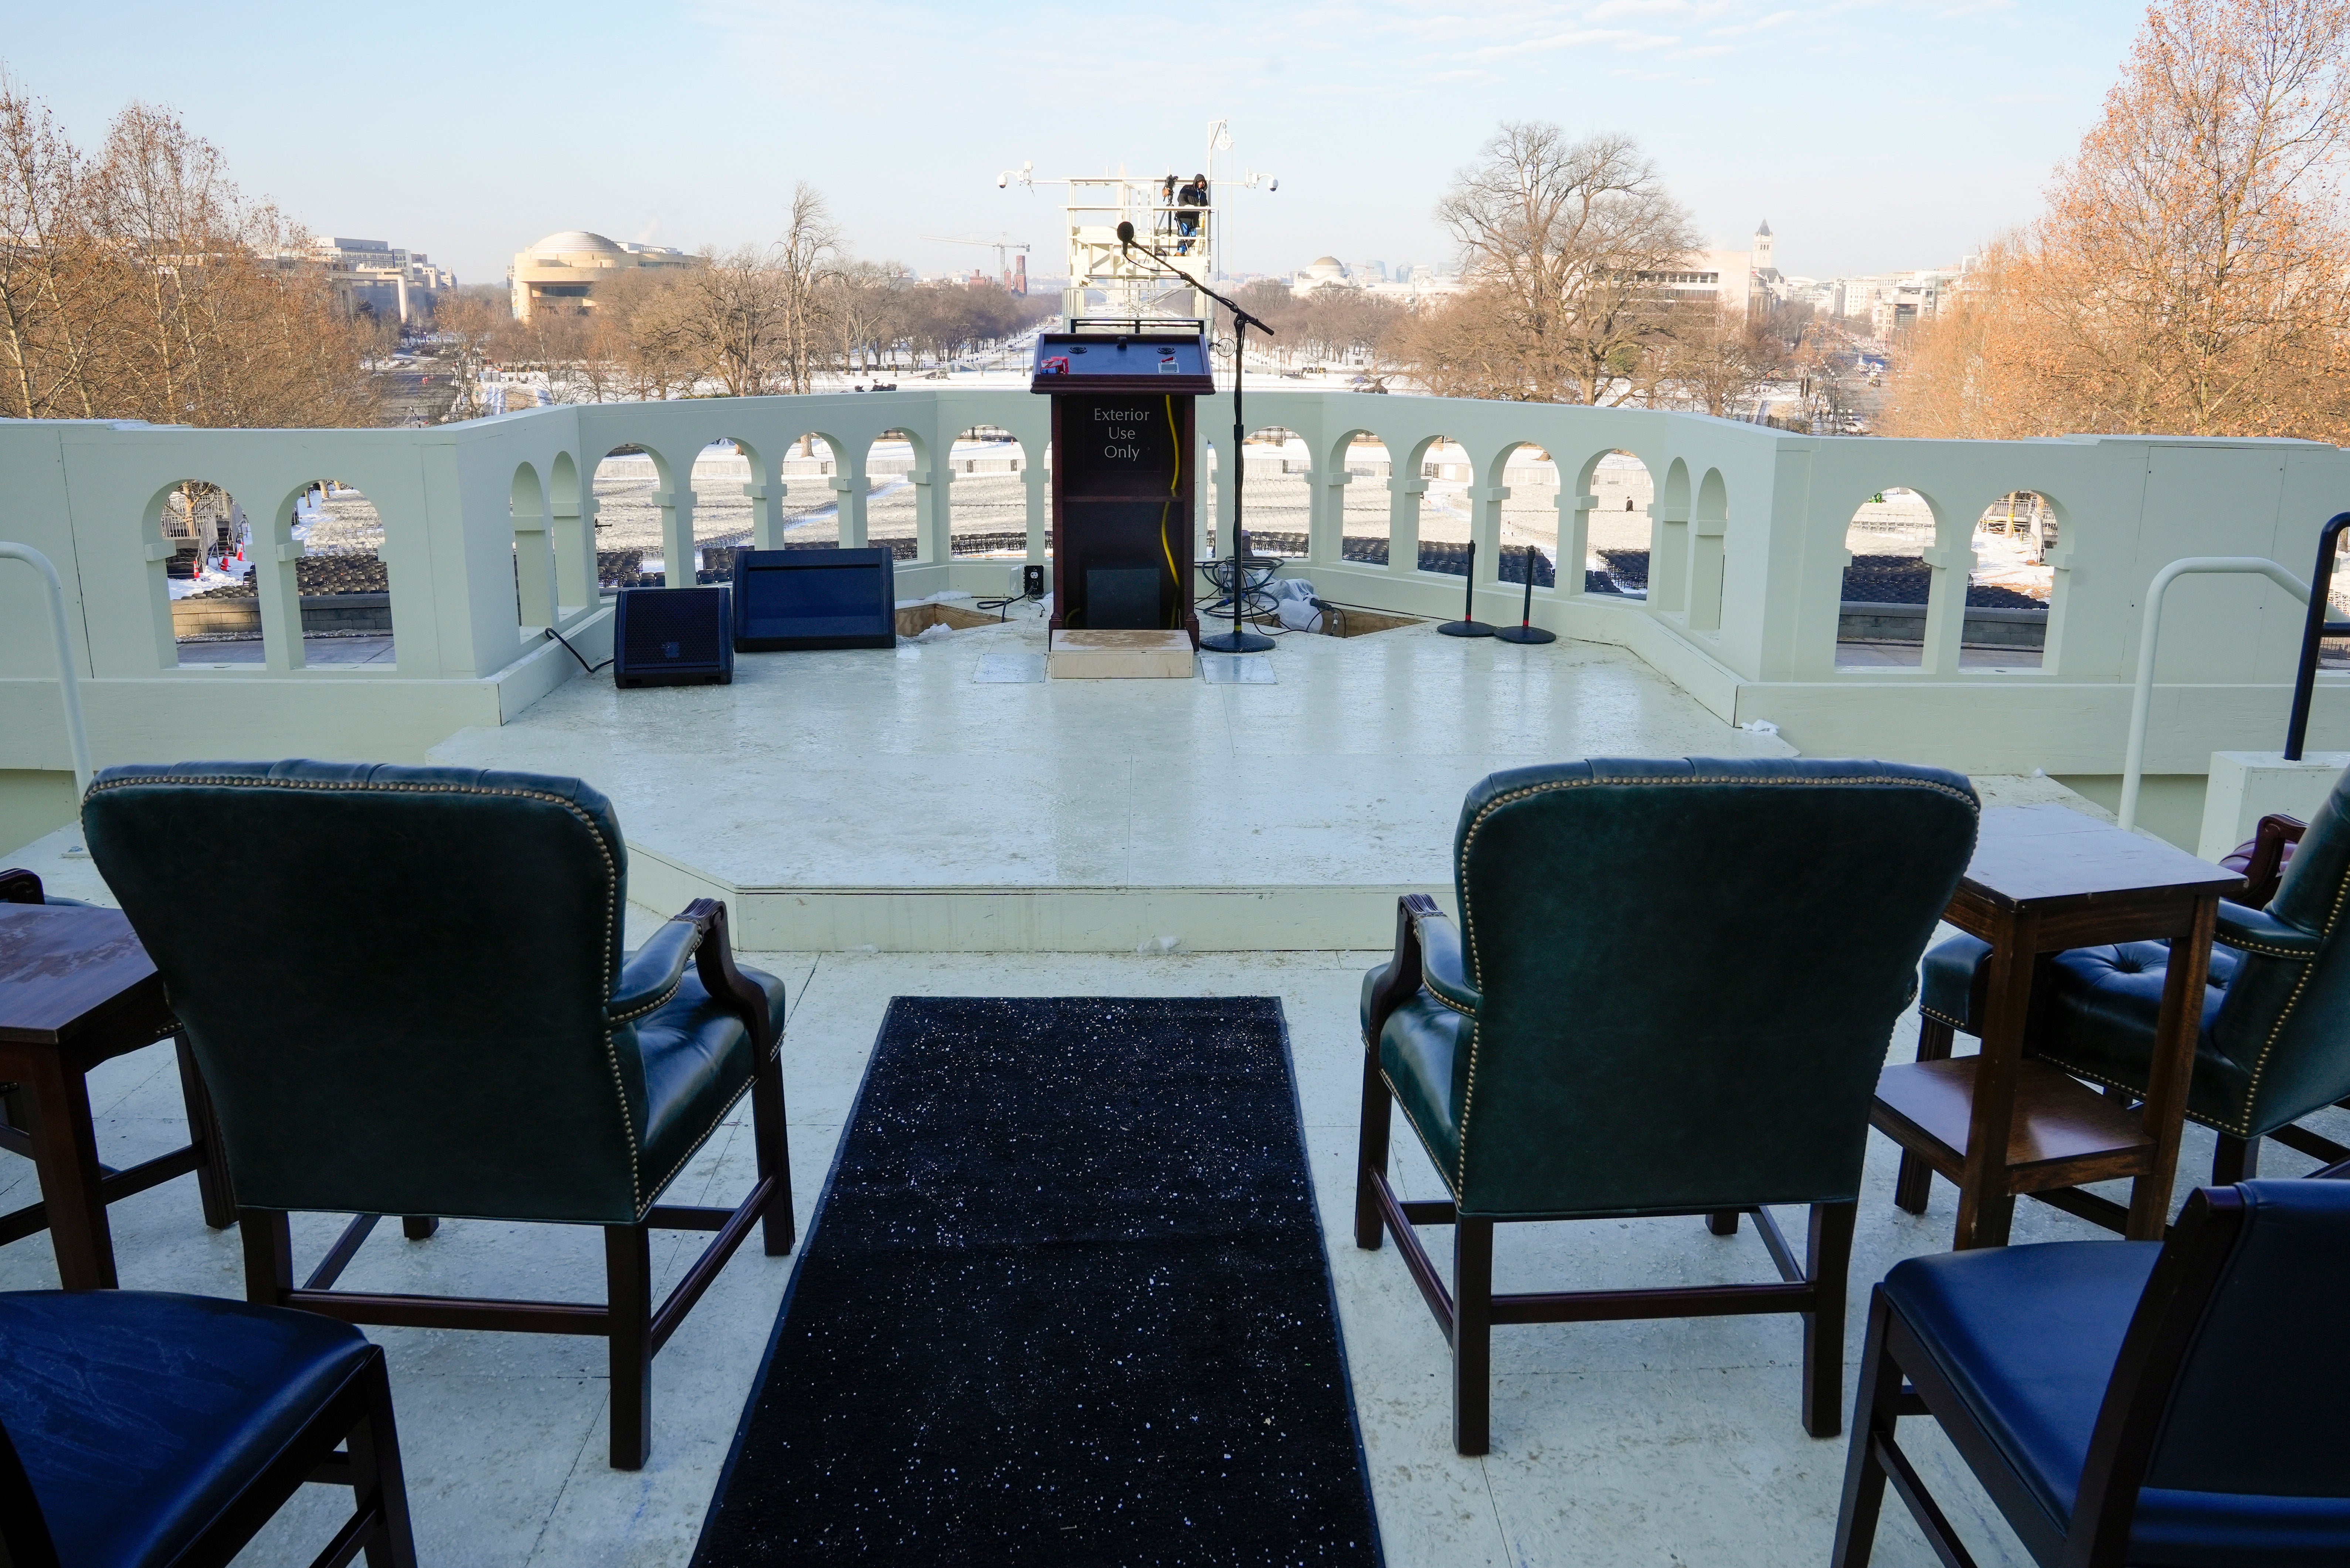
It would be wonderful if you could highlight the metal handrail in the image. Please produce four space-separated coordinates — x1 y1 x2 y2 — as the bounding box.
2284 511 2350 759
0 541 92 793
2119 556 2333 831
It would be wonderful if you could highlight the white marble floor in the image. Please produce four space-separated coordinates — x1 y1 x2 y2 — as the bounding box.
427 609 1793 905
2 865 2333 1565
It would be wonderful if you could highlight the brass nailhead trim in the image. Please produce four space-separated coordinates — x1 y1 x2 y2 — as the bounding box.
85 772 649 1214
1450 771 1979 1193
2227 858 2350 1138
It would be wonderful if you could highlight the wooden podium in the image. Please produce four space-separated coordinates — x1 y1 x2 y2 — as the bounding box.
1030 326 1212 645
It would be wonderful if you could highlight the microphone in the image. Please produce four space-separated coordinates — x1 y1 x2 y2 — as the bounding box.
1116 220 1135 247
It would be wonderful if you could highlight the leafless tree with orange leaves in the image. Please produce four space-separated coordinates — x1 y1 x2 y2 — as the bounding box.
0 75 381 427
1888 0 2350 441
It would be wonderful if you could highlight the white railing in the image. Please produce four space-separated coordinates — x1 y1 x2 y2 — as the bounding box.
2 391 2346 781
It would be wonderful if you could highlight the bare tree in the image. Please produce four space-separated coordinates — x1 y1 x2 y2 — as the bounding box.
0 77 120 418
426 289 505 420
775 183 842 393
1651 302 1779 417
1888 0 2350 441
683 244 791 397
827 259 910 372
1408 123 1701 404
0 79 378 427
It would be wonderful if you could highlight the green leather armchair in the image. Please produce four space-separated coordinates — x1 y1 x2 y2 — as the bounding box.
1357 756 1980 1455
79 760 795 1470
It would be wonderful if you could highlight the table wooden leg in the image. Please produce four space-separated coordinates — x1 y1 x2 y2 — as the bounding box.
21 1055 116 1290
2129 894 2216 1239
1954 911 2034 1250
173 1033 237 1229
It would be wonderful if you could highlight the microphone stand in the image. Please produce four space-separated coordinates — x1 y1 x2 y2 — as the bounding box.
1119 228 1274 654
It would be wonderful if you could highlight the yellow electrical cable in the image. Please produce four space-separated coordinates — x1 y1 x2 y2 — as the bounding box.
1159 394 1182 627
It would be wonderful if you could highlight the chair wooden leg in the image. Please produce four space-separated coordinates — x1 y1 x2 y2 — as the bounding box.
1452 1217 1493 1456
349 1353 419 1568
605 1224 652 1470
1354 1048 1392 1251
1894 1019 1956 1214
241 1207 293 1306
750 1048 794 1256
2211 1133 2260 1185
1803 1201 1858 1439
399 1216 438 1241
172 1032 237 1229
1828 1292 1898 1568
1706 1210 1740 1235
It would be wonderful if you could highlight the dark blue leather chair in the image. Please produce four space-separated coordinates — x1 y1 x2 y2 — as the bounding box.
1832 1177 2350 1567
0 1289 417 1568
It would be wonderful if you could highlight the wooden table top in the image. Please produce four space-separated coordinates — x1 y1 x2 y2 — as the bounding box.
1961 803 2244 910
0 903 162 1046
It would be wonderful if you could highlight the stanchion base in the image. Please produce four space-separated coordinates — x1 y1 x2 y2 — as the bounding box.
1200 629 1275 653
1495 624 1556 644
1437 620 1496 639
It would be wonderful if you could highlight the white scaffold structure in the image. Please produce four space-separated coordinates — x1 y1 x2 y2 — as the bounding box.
1001 121 1274 332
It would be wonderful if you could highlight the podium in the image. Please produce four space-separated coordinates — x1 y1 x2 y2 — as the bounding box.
1031 326 1213 644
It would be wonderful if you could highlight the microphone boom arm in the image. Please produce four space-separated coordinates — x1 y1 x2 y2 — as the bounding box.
1116 227 1276 654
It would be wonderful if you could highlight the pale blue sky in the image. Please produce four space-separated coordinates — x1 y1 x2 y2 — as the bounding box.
11 1 2141 287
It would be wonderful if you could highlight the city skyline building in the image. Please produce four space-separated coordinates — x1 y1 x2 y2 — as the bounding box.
286 236 456 325
507 230 700 322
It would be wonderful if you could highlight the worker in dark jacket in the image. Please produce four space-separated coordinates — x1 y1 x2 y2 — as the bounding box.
1175 175 1206 252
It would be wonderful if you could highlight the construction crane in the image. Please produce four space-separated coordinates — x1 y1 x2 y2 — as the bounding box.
920 235 1033 293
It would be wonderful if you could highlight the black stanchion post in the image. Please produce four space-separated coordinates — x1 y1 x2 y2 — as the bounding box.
1438 540 1495 638
1495 544 1556 645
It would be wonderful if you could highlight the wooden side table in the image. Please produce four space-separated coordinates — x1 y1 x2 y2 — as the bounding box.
0 902 236 1289
1870 804 2244 1248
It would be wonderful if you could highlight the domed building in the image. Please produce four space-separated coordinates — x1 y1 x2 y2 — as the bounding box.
508 230 700 321
1293 255 1350 293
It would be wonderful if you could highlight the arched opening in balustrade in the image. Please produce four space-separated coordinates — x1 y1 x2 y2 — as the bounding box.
1330 429 1393 567
1836 486 1940 667
688 437 763 583
864 429 920 559
277 478 397 667
1960 490 2061 670
1689 467 1729 632
1236 425 1310 558
153 480 250 667
547 451 584 611
1411 435 1475 575
591 444 672 588
1495 443 1561 592
511 463 553 630
1579 449 1655 599
949 426 1029 558
772 431 850 549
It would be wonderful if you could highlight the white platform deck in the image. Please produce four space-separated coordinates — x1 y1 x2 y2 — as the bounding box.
9 620 2327 1567
428 609 1796 951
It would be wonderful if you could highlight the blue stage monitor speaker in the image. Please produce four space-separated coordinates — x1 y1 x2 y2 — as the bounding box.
733 547 897 651
614 586 735 688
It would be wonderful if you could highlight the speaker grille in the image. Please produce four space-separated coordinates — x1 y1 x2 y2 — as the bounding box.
615 586 732 687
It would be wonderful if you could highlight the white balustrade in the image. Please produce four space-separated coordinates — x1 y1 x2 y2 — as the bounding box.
3 393 2346 782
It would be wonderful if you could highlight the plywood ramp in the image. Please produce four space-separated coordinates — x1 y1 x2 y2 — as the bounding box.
1047 629 1195 679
